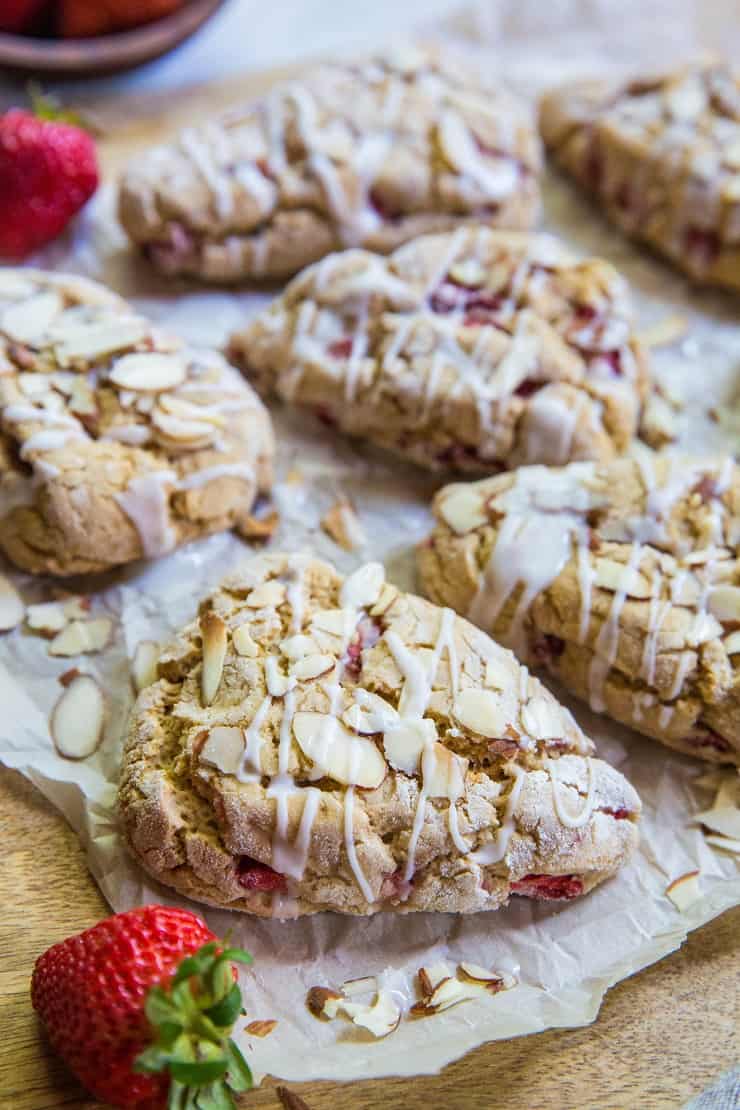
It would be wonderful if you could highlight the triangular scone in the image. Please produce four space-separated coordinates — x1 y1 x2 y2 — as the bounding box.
540 62 740 291
118 46 541 283
419 455 740 764
0 270 273 576
119 554 640 917
229 227 651 472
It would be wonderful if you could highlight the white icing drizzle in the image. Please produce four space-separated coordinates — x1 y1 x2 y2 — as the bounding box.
641 570 671 687
180 127 234 221
113 470 177 558
588 544 643 714
658 703 675 730
468 763 525 865
447 798 469 854
546 758 596 828
344 300 370 403
237 695 272 782
344 785 375 902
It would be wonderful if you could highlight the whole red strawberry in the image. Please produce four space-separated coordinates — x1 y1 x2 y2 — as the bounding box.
0 107 98 260
31 904 253 1109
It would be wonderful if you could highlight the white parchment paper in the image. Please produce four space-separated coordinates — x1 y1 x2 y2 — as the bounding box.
1 0 739 1084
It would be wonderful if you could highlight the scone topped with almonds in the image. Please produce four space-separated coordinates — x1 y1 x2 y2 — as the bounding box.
230 227 651 472
419 455 740 764
0 271 273 576
118 45 541 283
119 554 640 917
540 62 740 290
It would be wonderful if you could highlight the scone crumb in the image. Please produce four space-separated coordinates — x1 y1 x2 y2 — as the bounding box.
321 499 366 551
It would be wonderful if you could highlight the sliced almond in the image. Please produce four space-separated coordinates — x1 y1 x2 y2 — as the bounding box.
293 711 386 788
200 610 227 706
54 317 149 363
340 562 385 610
311 608 351 637
1 290 62 345
26 600 67 635
383 719 435 775
449 258 486 287
62 596 91 620
245 581 286 609
694 806 740 841
50 674 105 760
418 962 453 997
245 1019 277 1038
704 834 740 856
280 634 320 660
59 667 81 687
48 618 113 657
233 623 260 657
0 272 36 299
484 656 512 690
235 507 280 543
132 640 159 693
683 547 732 566
340 991 401 1038
636 315 688 349
341 975 378 998
712 776 740 811
664 77 706 121
521 694 563 740
438 485 488 534
18 372 52 397
593 558 652 598
151 408 215 446
0 575 25 632
370 581 400 618
67 377 97 417
321 499 366 551
158 393 225 425
665 870 702 912
412 976 481 1016
199 725 245 774
452 688 510 739
707 585 740 623
343 690 399 734
424 742 468 800
110 352 188 392
306 986 343 1020
290 653 335 681
458 962 508 992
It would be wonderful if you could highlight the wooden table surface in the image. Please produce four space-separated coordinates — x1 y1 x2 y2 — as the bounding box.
1 67 739 1110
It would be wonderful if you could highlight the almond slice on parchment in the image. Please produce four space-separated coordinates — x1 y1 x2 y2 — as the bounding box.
245 1019 278 1038
340 991 401 1038
665 870 702 912
321 499 366 552
306 986 343 1020
50 674 105 760
48 618 113 657
200 611 227 706
26 601 68 636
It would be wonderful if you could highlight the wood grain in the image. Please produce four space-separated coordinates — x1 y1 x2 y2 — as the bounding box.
2 767 738 1110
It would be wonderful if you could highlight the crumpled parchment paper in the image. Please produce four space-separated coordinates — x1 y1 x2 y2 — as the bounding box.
1 0 739 1085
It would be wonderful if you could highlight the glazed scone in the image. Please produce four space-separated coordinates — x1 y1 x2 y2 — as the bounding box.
540 62 740 291
229 227 651 473
118 553 640 917
418 455 740 764
118 45 541 283
0 270 273 576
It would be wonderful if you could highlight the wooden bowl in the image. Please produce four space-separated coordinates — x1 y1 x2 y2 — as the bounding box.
0 0 225 77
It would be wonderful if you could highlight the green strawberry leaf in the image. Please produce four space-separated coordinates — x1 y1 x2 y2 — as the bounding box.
204 983 242 1028
219 947 253 966
194 1080 235 1110
169 1058 229 1085
224 1039 253 1092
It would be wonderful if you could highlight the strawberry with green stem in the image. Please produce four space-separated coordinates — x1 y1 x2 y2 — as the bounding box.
31 905 254 1109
